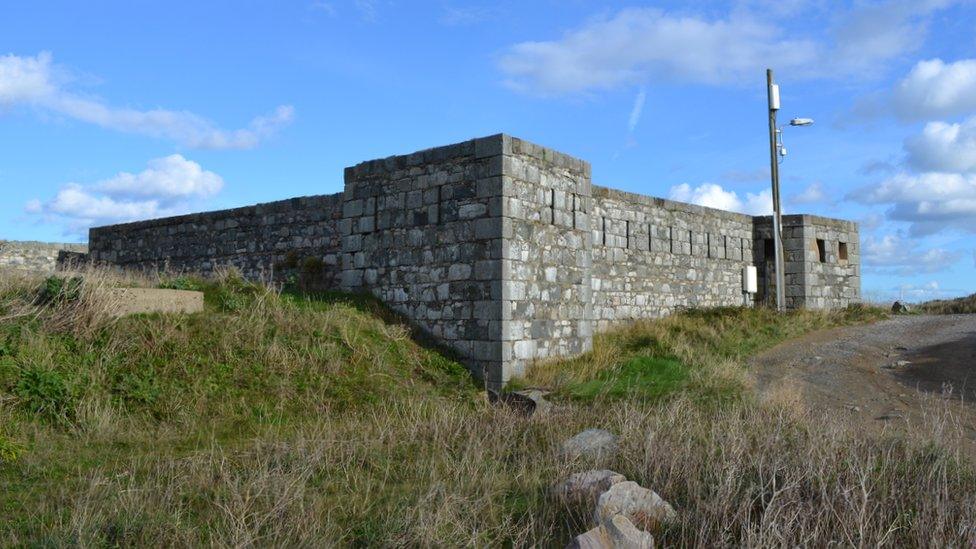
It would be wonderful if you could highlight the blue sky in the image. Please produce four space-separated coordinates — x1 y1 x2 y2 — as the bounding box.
2 0 974 301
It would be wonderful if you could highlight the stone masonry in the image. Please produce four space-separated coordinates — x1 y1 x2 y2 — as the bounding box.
0 240 88 273
82 134 861 388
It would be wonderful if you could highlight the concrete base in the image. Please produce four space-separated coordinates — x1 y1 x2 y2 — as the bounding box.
103 288 204 317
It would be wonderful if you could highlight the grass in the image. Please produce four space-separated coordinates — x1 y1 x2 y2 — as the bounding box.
1 267 975 546
524 305 887 404
920 293 976 314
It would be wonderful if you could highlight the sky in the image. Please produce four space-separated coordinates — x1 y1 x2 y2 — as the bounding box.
1 0 975 302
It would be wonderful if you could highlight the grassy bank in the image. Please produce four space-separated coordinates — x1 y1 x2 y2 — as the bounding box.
920 293 976 314
1 269 974 545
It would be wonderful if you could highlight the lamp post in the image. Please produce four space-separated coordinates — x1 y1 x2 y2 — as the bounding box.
765 68 813 311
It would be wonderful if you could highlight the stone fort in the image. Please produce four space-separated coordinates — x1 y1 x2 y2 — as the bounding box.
78 134 860 387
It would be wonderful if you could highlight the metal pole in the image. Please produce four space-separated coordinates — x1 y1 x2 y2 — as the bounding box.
766 69 786 311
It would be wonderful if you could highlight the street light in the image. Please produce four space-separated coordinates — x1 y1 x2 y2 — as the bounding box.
766 68 813 311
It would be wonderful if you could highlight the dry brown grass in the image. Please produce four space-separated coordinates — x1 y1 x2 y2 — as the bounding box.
2 270 974 546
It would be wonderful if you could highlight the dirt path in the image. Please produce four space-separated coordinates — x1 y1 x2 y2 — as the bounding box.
751 314 976 451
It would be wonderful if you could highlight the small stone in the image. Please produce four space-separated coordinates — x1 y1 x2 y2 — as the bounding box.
567 526 609 549
594 481 676 532
488 388 552 417
604 514 655 548
561 429 620 461
553 470 627 506
566 515 654 549
896 360 911 367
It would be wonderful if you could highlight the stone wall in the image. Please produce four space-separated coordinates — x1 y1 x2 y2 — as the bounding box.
82 133 861 387
754 215 860 309
590 187 755 330
88 194 344 285
338 136 506 383
0 240 88 272
502 136 593 380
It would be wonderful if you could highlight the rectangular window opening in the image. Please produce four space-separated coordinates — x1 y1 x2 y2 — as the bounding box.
625 220 631 249
602 216 607 246
764 238 774 261
706 232 712 258
648 224 653 252
688 230 694 255
838 241 849 262
669 227 674 253
816 238 827 263
550 188 556 225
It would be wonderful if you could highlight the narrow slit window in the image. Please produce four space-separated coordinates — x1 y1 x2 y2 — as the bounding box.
723 235 728 259
602 217 607 246
706 232 712 258
625 220 631 249
838 241 849 262
688 230 694 255
648 224 653 252
669 227 674 253
571 193 577 229
550 188 556 224
434 185 442 225
816 238 827 263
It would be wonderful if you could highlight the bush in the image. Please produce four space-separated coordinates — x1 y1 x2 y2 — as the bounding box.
158 276 205 292
14 365 74 423
39 276 83 305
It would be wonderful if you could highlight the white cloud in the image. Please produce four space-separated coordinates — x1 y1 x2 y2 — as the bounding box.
0 52 293 149
669 182 773 215
905 117 976 173
627 87 646 132
849 172 976 234
863 234 961 274
27 155 223 235
893 58 976 120
499 8 817 94
498 2 952 96
790 181 829 204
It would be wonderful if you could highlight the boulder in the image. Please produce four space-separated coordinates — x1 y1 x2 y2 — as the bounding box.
891 301 910 313
561 429 619 461
594 481 676 532
566 515 654 549
605 514 655 548
553 469 627 506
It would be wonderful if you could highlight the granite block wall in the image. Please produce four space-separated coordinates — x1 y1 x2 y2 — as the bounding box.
0 240 88 272
87 194 344 285
753 215 860 309
590 187 755 330
81 133 860 387
501 136 593 381
338 136 507 382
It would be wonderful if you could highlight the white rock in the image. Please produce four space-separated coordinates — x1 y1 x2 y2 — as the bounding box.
566 514 654 549
594 481 676 531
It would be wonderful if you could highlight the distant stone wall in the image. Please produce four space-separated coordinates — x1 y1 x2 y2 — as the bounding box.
754 215 860 309
590 187 755 329
0 240 88 273
88 194 344 285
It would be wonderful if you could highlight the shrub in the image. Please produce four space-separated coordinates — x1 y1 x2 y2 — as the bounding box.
14 365 74 423
158 276 205 292
39 276 83 304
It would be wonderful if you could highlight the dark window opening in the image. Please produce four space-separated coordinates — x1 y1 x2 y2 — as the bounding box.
689 230 694 255
817 239 827 262
648 224 653 251
764 238 774 260
550 188 556 224
602 217 607 246
669 227 674 253
706 232 712 258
